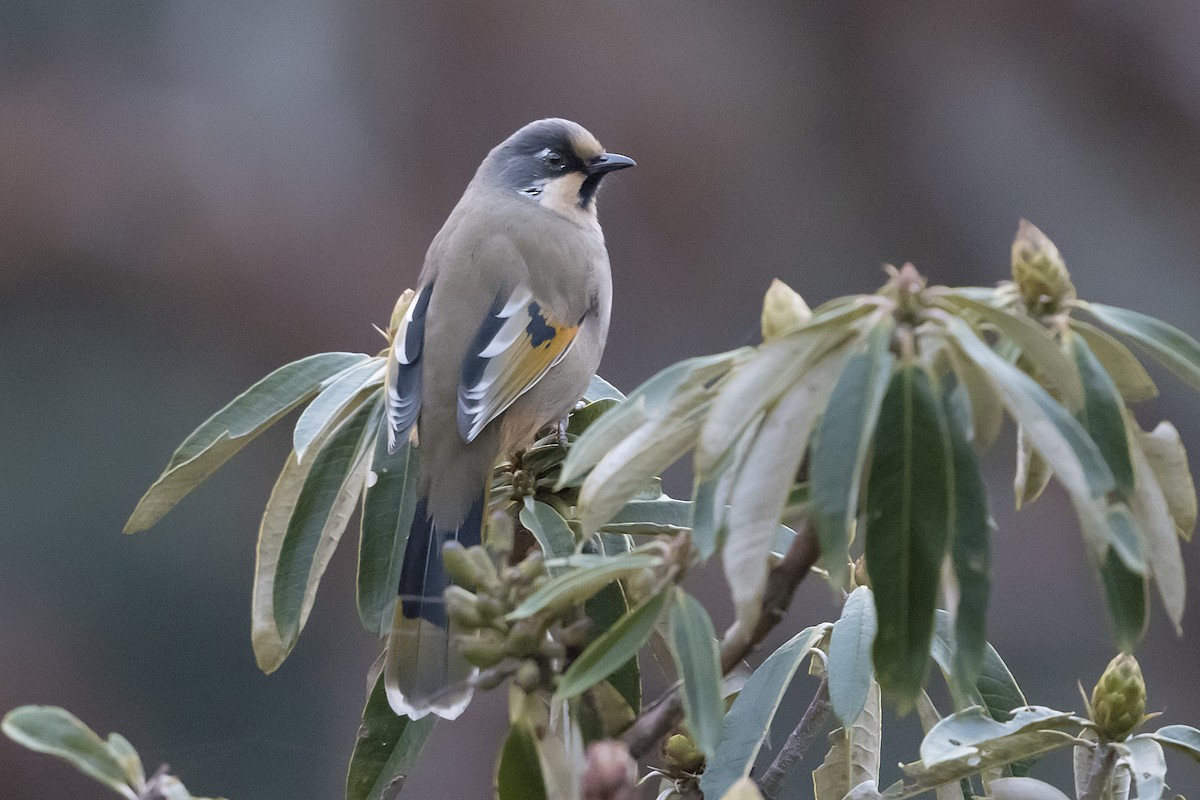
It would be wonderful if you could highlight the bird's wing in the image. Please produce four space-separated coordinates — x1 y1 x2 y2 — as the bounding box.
457 286 581 442
385 282 432 452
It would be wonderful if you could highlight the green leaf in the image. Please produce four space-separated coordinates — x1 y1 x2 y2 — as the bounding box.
813 681 882 800
930 612 1030 774
943 389 991 694
293 359 385 461
584 374 625 402
883 706 1079 799
828 586 878 728
556 586 670 700
1099 546 1148 652
912 694 962 800
1068 332 1135 496
2 706 139 799
699 624 830 800
1127 421 1187 632
810 321 896 583
562 350 746 487
495 721 549 800
125 351 371 533
691 418 761 560
667 589 725 758
943 340 1005 449
345 672 436 800
865 365 953 704
697 302 878 474
357 435 420 636
1068 319 1157 403
1082 302 1200 393
1121 736 1165 800
938 292 1084 410
567 398 620 437
584 581 641 714
1137 422 1197 541
508 552 663 620
1149 724 1200 762
988 777 1072 800
725 346 850 639
520 500 578 572
105 733 145 792
600 498 691 535
271 397 377 653
1013 426 1053 509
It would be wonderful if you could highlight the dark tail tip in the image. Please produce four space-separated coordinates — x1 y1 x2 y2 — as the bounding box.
398 495 485 626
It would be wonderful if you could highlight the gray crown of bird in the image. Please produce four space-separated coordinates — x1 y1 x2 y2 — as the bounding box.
382 118 634 719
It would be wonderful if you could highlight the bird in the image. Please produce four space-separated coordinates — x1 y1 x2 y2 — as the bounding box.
382 118 635 719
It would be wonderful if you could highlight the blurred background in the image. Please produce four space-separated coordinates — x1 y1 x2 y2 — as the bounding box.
3 2 1200 797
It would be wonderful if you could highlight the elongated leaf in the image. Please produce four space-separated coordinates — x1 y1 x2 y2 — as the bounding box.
913 693 963 800
1082 302 1200 392
584 374 625 403
357 435 420 636
566 398 620 436
1149 724 1200 762
105 733 145 792
698 302 877 474
828 586 878 727
988 777 1071 800
691 417 761 559
577 407 706 536
126 352 369 533
1127 425 1187 631
883 707 1078 799
584 581 640 714
943 340 1005 449
521 500 578 571
601 498 690 533
1121 736 1165 800
495 721 549 800
939 293 1084 410
1013 426 1052 509
2 706 138 800
1068 319 1157 402
943 389 991 694
1069 332 1135 496
1099 546 1148 652
813 681 881 800
556 587 670 700
930 612 1026 726
508 552 663 620
562 350 746 486
293 359 385 461
865 365 953 704
1137 422 1197 541
725 346 848 640
668 589 724 758
810 322 896 582
273 397 377 644
346 673 436 800
700 625 830 800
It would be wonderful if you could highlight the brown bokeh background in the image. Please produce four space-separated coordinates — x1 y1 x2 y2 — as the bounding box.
2 3 1199 798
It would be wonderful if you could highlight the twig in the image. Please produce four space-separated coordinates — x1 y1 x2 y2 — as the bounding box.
758 676 831 799
1080 742 1118 800
622 523 821 758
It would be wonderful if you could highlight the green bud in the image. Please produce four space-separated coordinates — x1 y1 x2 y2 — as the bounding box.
466 546 499 589
1012 219 1075 310
514 660 542 693
444 585 483 629
475 664 513 691
1090 653 1146 741
476 594 506 624
557 618 593 648
761 278 812 341
442 541 480 591
506 618 544 657
459 630 508 669
516 551 545 582
664 733 705 773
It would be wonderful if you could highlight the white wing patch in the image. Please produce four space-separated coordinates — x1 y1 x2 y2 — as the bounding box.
386 283 431 452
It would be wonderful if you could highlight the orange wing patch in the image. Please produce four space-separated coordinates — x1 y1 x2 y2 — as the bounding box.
458 288 579 442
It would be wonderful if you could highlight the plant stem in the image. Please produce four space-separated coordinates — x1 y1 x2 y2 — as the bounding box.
622 523 821 759
1080 742 1118 800
758 676 831 799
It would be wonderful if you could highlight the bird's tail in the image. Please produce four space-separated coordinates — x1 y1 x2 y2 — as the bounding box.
384 494 483 720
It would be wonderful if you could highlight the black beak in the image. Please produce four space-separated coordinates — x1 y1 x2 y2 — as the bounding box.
587 152 636 175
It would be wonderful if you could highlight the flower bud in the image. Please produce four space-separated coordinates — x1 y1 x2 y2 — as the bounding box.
459 630 508 668
516 551 546 582
466 546 500 588
663 733 705 774
582 741 637 800
1090 653 1146 741
444 585 484 629
514 659 542 693
442 541 481 591
506 618 544 657
761 279 812 341
1012 220 1075 310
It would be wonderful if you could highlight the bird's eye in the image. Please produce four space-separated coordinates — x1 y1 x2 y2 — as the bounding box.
544 150 565 169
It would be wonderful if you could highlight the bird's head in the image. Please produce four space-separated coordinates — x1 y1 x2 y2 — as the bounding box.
483 118 635 222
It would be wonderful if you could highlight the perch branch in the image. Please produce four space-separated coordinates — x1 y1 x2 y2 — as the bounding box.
757 676 831 799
